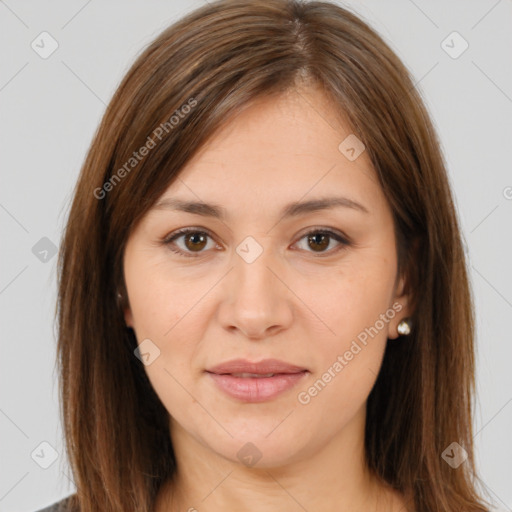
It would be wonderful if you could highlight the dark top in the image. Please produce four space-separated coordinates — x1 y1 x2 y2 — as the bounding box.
35 494 76 512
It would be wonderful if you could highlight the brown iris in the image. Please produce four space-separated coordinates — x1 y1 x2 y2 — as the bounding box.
183 232 208 252
307 232 330 252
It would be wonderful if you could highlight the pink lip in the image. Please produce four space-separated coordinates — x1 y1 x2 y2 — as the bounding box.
205 358 309 402
206 358 307 375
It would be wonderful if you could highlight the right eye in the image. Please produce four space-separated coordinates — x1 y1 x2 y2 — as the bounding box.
162 228 219 258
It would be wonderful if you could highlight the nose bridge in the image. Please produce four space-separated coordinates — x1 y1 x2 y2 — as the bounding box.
219 236 292 338
233 237 278 304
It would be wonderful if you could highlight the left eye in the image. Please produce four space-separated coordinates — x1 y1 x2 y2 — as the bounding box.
162 228 349 258
294 230 348 254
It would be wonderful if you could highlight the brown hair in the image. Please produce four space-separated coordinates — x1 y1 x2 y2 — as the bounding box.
56 0 491 510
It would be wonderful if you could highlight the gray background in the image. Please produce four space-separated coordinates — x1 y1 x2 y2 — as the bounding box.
1 1 511 511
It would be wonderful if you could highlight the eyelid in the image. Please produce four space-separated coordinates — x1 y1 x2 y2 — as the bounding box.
161 225 351 258
295 225 351 246
162 227 219 258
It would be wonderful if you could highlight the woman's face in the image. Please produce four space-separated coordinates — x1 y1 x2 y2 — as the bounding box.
122 86 411 468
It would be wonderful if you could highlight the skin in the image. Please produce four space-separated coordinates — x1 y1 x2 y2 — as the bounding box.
122 84 413 512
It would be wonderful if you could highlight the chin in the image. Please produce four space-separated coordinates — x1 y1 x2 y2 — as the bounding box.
210 427 312 469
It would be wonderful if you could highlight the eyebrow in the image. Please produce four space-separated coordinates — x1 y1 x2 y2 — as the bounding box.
152 196 369 219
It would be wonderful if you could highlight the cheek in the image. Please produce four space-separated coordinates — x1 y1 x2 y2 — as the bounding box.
296 303 390 430
125 252 205 337
140 353 196 433
296 255 395 405
126 268 203 422
305 255 396 347
124 254 205 400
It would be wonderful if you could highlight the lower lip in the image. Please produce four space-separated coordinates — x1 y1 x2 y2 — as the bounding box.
206 371 308 402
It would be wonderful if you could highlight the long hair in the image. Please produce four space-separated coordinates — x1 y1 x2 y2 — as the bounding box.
55 0 491 510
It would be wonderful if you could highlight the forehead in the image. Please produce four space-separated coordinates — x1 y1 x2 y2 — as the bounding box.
152 87 386 219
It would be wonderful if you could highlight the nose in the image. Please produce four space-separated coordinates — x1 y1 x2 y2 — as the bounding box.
217 245 294 341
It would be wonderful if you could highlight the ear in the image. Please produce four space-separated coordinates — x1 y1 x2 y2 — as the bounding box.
387 273 413 340
117 290 134 328
124 305 134 328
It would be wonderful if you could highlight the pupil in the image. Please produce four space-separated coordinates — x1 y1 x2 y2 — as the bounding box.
186 233 206 250
309 233 328 251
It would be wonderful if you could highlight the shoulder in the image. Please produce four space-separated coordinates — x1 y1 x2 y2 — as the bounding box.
34 494 77 512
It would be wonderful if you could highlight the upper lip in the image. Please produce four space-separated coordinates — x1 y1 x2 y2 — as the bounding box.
206 358 308 375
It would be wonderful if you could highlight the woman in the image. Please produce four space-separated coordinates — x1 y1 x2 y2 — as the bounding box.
37 0 492 510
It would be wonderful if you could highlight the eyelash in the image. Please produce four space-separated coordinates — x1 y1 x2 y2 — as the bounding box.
161 226 350 258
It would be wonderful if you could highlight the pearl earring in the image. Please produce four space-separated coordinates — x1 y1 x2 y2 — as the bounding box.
397 318 411 336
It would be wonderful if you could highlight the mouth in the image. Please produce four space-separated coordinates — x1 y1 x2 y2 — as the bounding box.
205 359 309 402
227 372 282 378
